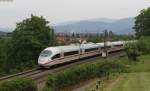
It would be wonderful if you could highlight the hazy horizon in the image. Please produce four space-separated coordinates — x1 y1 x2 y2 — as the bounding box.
0 0 150 29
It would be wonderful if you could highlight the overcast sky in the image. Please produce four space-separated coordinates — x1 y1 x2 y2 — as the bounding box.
0 0 150 29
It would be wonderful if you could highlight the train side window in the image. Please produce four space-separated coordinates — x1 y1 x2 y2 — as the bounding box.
101 46 111 49
64 51 78 56
107 46 111 48
115 45 123 47
52 54 60 60
85 48 98 52
101 47 104 49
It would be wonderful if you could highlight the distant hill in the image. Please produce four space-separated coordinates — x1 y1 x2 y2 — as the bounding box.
0 28 11 36
0 31 7 36
0 27 12 32
53 17 135 34
88 18 117 23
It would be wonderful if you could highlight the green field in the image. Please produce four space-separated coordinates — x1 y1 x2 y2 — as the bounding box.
111 72 150 91
107 55 150 91
85 54 150 91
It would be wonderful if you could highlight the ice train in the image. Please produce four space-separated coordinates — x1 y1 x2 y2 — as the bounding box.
38 41 126 68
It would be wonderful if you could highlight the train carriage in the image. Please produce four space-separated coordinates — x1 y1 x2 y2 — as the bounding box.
38 41 127 68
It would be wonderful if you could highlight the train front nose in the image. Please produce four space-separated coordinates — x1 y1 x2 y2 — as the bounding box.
38 57 49 65
38 57 53 68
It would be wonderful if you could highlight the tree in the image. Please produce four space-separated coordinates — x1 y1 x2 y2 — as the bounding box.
4 15 55 72
0 38 13 73
88 33 102 43
134 7 150 38
108 30 114 41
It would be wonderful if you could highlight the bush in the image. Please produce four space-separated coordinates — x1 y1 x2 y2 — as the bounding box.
125 37 150 61
137 36 150 54
125 42 139 61
44 61 126 90
0 78 37 91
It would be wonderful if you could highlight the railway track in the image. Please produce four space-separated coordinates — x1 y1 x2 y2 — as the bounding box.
0 51 126 90
0 68 44 81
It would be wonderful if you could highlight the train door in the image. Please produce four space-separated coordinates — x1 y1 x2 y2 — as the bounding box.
98 47 101 54
61 52 64 58
80 44 85 54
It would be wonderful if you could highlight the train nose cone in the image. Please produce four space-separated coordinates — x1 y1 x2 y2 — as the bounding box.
38 57 48 64
38 60 43 64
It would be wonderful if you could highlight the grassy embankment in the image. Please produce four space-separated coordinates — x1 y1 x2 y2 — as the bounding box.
86 54 150 91
42 55 127 91
1 54 150 91
110 55 150 91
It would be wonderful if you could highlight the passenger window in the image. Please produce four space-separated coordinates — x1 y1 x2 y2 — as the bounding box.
52 54 60 60
115 45 123 47
64 51 78 56
101 46 111 49
85 48 98 52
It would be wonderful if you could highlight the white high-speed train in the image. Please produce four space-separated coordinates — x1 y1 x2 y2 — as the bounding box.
38 41 126 68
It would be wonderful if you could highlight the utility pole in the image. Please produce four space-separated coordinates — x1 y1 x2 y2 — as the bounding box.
102 30 108 58
51 28 55 46
79 39 83 58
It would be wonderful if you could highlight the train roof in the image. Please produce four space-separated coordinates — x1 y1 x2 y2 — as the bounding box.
43 41 128 56
45 45 78 53
44 43 101 54
96 41 125 46
111 41 125 45
81 43 100 49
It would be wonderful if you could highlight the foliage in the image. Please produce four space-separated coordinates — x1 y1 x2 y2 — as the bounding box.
125 36 150 61
44 61 126 90
125 42 139 61
0 15 56 74
110 34 134 41
134 7 150 38
88 34 103 43
136 36 150 54
11 15 54 67
87 33 134 43
0 38 13 74
0 78 37 91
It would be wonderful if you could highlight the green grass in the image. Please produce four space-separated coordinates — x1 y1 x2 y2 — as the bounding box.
84 73 119 91
128 55 150 72
111 72 150 91
105 54 150 91
85 54 150 91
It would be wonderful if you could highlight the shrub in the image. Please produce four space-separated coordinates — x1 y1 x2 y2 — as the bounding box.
125 42 139 61
137 36 150 54
44 61 126 90
0 78 37 91
125 37 150 61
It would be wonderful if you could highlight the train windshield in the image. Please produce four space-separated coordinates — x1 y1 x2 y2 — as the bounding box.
40 50 52 57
